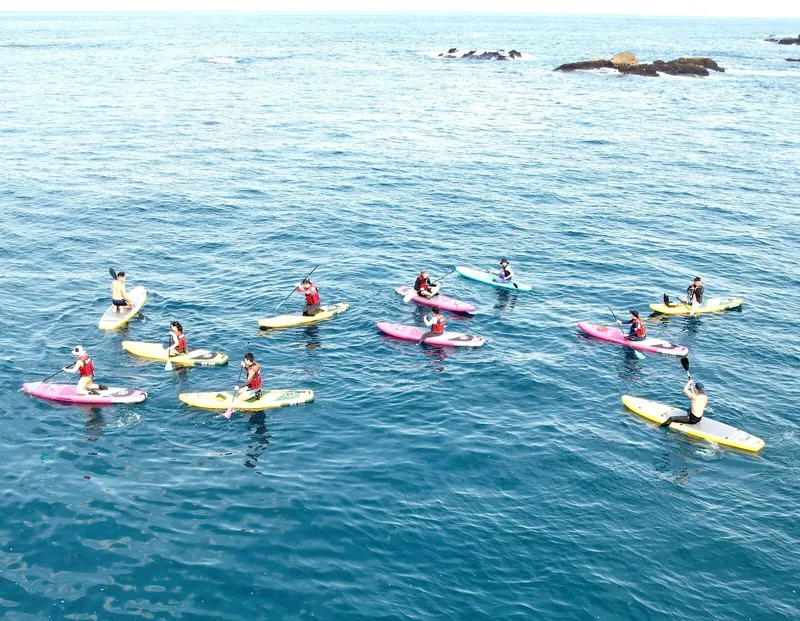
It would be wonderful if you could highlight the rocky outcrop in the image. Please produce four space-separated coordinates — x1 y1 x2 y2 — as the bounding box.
765 35 800 45
787 58 800 62
555 53 725 77
437 48 523 60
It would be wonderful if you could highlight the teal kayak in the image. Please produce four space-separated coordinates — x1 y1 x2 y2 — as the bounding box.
455 266 533 292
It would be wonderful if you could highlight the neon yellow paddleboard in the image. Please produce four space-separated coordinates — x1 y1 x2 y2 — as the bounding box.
179 389 314 411
621 395 764 453
122 341 228 366
649 296 743 315
258 302 349 329
98 286 147 331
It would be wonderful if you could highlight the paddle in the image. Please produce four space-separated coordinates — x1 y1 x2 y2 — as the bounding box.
109 267 117 280
403 270 455 303
223 341 250 419
275 265 320 312
40 365 69 384
164 329 174 371
681 356 691 381
484 267 522 290
609 307 646 360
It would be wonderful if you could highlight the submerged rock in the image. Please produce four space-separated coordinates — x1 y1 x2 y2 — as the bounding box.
765 35 800 45
786 58 800 62
555 52 725 77
437 48 523 60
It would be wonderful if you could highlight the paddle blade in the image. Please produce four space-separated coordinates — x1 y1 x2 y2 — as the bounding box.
681 357 690 372
223 406 233 419
634 350 646 360
109 267 117 280
403 289 416 303
164 360 173 371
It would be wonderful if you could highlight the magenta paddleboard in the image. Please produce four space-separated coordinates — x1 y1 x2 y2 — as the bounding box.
395 287 476 313
377 322 485 347
22 382 148 406
577 322 689 357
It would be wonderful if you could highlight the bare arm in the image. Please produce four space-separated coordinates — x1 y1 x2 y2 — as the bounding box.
683 380 695 399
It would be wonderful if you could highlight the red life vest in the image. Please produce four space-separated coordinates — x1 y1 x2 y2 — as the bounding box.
432 315 445 335
247 363 262 390
174 333 187 353
78 354 95 377
415 276 429 292
633 318 646 338
304 285 320 305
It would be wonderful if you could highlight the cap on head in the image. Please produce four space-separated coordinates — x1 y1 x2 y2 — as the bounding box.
500 258 509 265
432 306 441 313
694 276 701 282
694 382 705 393
72 345 85 357
630 310 640 318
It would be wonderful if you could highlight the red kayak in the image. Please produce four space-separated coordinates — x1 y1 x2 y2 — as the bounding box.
395 287 476 313
577 322 689 356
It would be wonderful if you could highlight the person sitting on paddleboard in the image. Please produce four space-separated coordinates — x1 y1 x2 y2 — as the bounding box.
660 380 707 427
62 346 100 395
492 258 514 283
616 310 647 341
235 353 262 401
665 277 704 311
420 306 446 343
296 278 321 316
111 271 133 312
414 270 439 299
168 321 187 356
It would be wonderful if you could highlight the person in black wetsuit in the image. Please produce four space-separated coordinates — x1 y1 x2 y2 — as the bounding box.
616 310 647 341
663 276 704 313
660 381 707 427
414 270 439 299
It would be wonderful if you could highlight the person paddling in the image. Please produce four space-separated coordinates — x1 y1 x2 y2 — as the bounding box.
62 346 100 395
665 277 704 313
420 306 446 343
235 353 262 401
492 258 514 283
660 380 707 427
296 278 321 316
414 269 440 299
168 321 188 356
111 271 134 312
616 310 647 341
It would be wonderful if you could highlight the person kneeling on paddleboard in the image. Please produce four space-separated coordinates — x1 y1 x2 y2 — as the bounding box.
492 258 514 283
661 380 707 427
414 270 439 299
296 278 322 316
420 306 446 343
111 271 134 312
236 353 262 401
62 346 101 395
168 321 188 356
665 277 705 312
616 310 647 342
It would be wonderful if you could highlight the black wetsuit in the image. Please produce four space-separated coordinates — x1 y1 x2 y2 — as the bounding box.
661 406 702 427
620 318 646 342
687 284 704 305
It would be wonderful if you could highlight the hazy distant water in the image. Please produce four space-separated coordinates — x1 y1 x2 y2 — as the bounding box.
1 12 799 620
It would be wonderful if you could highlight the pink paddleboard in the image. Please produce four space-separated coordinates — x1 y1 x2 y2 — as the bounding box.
577 322 689 357
22 382 148 406
377 322 485 347
395 287 476 313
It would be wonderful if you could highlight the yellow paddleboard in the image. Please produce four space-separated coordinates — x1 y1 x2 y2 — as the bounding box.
122 341 228 366
179 389 314 411
258 302 349 329
98 286 147 331
621 395 764 453
649 296 743 315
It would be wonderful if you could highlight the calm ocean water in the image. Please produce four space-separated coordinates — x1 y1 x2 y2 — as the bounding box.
1 11 799 620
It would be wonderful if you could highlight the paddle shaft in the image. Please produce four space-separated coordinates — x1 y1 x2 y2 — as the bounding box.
40 366 68 383
609 308 645 360
276 265 320 311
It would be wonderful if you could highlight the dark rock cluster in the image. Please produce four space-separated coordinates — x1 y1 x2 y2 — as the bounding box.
554 54 725 77
786 58 800 62
764 35 800 45
438 48 522 60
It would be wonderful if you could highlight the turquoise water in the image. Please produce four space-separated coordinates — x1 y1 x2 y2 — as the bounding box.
2 12 800 619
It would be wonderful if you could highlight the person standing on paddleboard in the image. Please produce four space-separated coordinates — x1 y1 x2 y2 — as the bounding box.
420 306 446 343
492 258 514 283
111 271 134 312
168 321 188 356
235 353 262 401
616 310 647 342
660 380 707 427
62 346 100 395
296 278 322 316
414 270 439 299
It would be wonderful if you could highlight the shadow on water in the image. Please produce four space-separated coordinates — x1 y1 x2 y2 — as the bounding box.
297 325 322 351
494 289 518 312
243 411 271 470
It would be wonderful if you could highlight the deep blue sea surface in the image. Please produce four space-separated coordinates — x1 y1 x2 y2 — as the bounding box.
1 12 799 620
